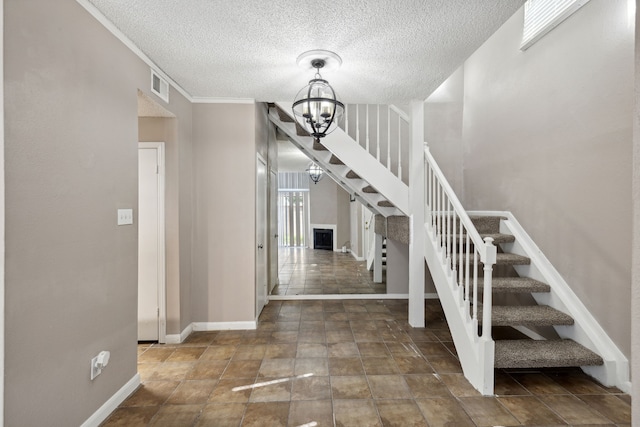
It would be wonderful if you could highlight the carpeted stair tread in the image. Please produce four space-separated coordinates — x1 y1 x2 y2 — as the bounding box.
456 233 515 244
329 155 344 165
495 253 530 265
483 233 515 244
346 170 361 179
479 305 574 326
469 215 506 234
459 252 530 266
482 277 551 294
312 140 328 151
362 185 378 194
494 339 603 369
378 200 395 208
274 105 295 123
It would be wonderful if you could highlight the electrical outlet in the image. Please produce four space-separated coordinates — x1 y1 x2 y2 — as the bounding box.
90 355 101 380
117 209 133 225
90 350 111 380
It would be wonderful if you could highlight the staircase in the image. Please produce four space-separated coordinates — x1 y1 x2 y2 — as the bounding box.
424 147 629 395
468 215 603 370
267 101 629 395
268 103 408 217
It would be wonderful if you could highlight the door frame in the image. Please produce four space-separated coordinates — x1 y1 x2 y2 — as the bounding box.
268 167 279 293
256 153 268 317
138 142 166 343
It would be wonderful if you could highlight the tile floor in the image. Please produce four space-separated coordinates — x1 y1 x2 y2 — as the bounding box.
273 247 386 296
102 299 631 426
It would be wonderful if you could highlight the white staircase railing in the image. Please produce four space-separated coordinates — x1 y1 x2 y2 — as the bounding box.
274 102 409 215
423 146 497 395
341 104 410 184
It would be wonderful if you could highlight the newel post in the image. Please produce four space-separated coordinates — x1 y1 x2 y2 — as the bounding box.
481 237 497 340
408 100 425 327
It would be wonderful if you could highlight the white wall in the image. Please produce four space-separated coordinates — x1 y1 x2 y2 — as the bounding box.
426 0 634 358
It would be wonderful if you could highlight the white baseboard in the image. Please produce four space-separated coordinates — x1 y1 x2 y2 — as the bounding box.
349 251 365 261
193 321 257 331
270 293 439 301
270 293 407 300
165 323 194 344
80 373 140 427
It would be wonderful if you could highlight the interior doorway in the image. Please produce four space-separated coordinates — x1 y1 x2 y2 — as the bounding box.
138 142 166 342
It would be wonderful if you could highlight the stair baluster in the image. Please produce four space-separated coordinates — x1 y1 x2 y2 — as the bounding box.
424 146 497 395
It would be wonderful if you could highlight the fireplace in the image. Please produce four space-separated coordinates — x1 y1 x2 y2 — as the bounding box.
313 228 333 251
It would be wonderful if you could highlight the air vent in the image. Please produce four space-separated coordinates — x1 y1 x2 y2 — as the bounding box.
150 69 169 103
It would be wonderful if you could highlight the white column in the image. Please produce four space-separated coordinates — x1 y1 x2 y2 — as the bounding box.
408 100 425 327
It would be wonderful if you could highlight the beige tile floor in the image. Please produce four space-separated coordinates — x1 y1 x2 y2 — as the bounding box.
102 299 631 426
273 247 386 296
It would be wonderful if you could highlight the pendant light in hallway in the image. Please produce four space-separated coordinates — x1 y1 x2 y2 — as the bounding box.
292 50 345 144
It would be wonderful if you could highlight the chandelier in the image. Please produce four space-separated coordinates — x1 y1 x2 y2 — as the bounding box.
292 50 344 143
306 163 324 184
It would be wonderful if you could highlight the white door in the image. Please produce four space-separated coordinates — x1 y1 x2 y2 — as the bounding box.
256 155 268 317
138 144 165 341
269 169 278 293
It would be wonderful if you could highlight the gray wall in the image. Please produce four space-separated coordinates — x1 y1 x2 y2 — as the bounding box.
4 0 196 424
386 240 409 293
6 0 141 425
309 177 351 249
425 0 633 358
192 103 257 323
424 66 464 197
632 0 639 422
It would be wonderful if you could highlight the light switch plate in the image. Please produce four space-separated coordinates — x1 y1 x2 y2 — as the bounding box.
117 209 133 225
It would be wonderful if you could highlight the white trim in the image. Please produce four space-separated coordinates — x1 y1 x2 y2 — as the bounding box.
256 153 269 318
269 293 438 302
470 210 631 393
270 294 410 301
512 326 548 341
521 0 592 50
75 0 193 103
191 97 256 104
193 321 257 331
165 323 194 344
138 142 167 343
80 374 140 427
0 0 5 422
349 251 365 262
310 223 338 252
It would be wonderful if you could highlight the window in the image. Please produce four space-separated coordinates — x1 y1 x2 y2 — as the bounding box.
521 0 592 50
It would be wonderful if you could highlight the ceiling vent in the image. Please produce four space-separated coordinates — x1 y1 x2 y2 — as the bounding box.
150 69 169 103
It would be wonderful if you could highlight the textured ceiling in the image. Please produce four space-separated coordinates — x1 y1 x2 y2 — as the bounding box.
87 0 524 104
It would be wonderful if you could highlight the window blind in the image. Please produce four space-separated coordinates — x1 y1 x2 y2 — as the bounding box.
521 0 591 50
278 172 310 191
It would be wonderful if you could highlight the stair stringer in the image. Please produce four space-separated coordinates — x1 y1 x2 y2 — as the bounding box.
274 102 409 215
423 223 495 395
471 210 631 393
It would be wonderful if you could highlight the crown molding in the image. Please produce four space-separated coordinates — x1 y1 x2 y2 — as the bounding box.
76 0 194 102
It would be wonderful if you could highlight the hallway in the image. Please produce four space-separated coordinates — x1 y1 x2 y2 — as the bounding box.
102 299 630 426
272 247 386 296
